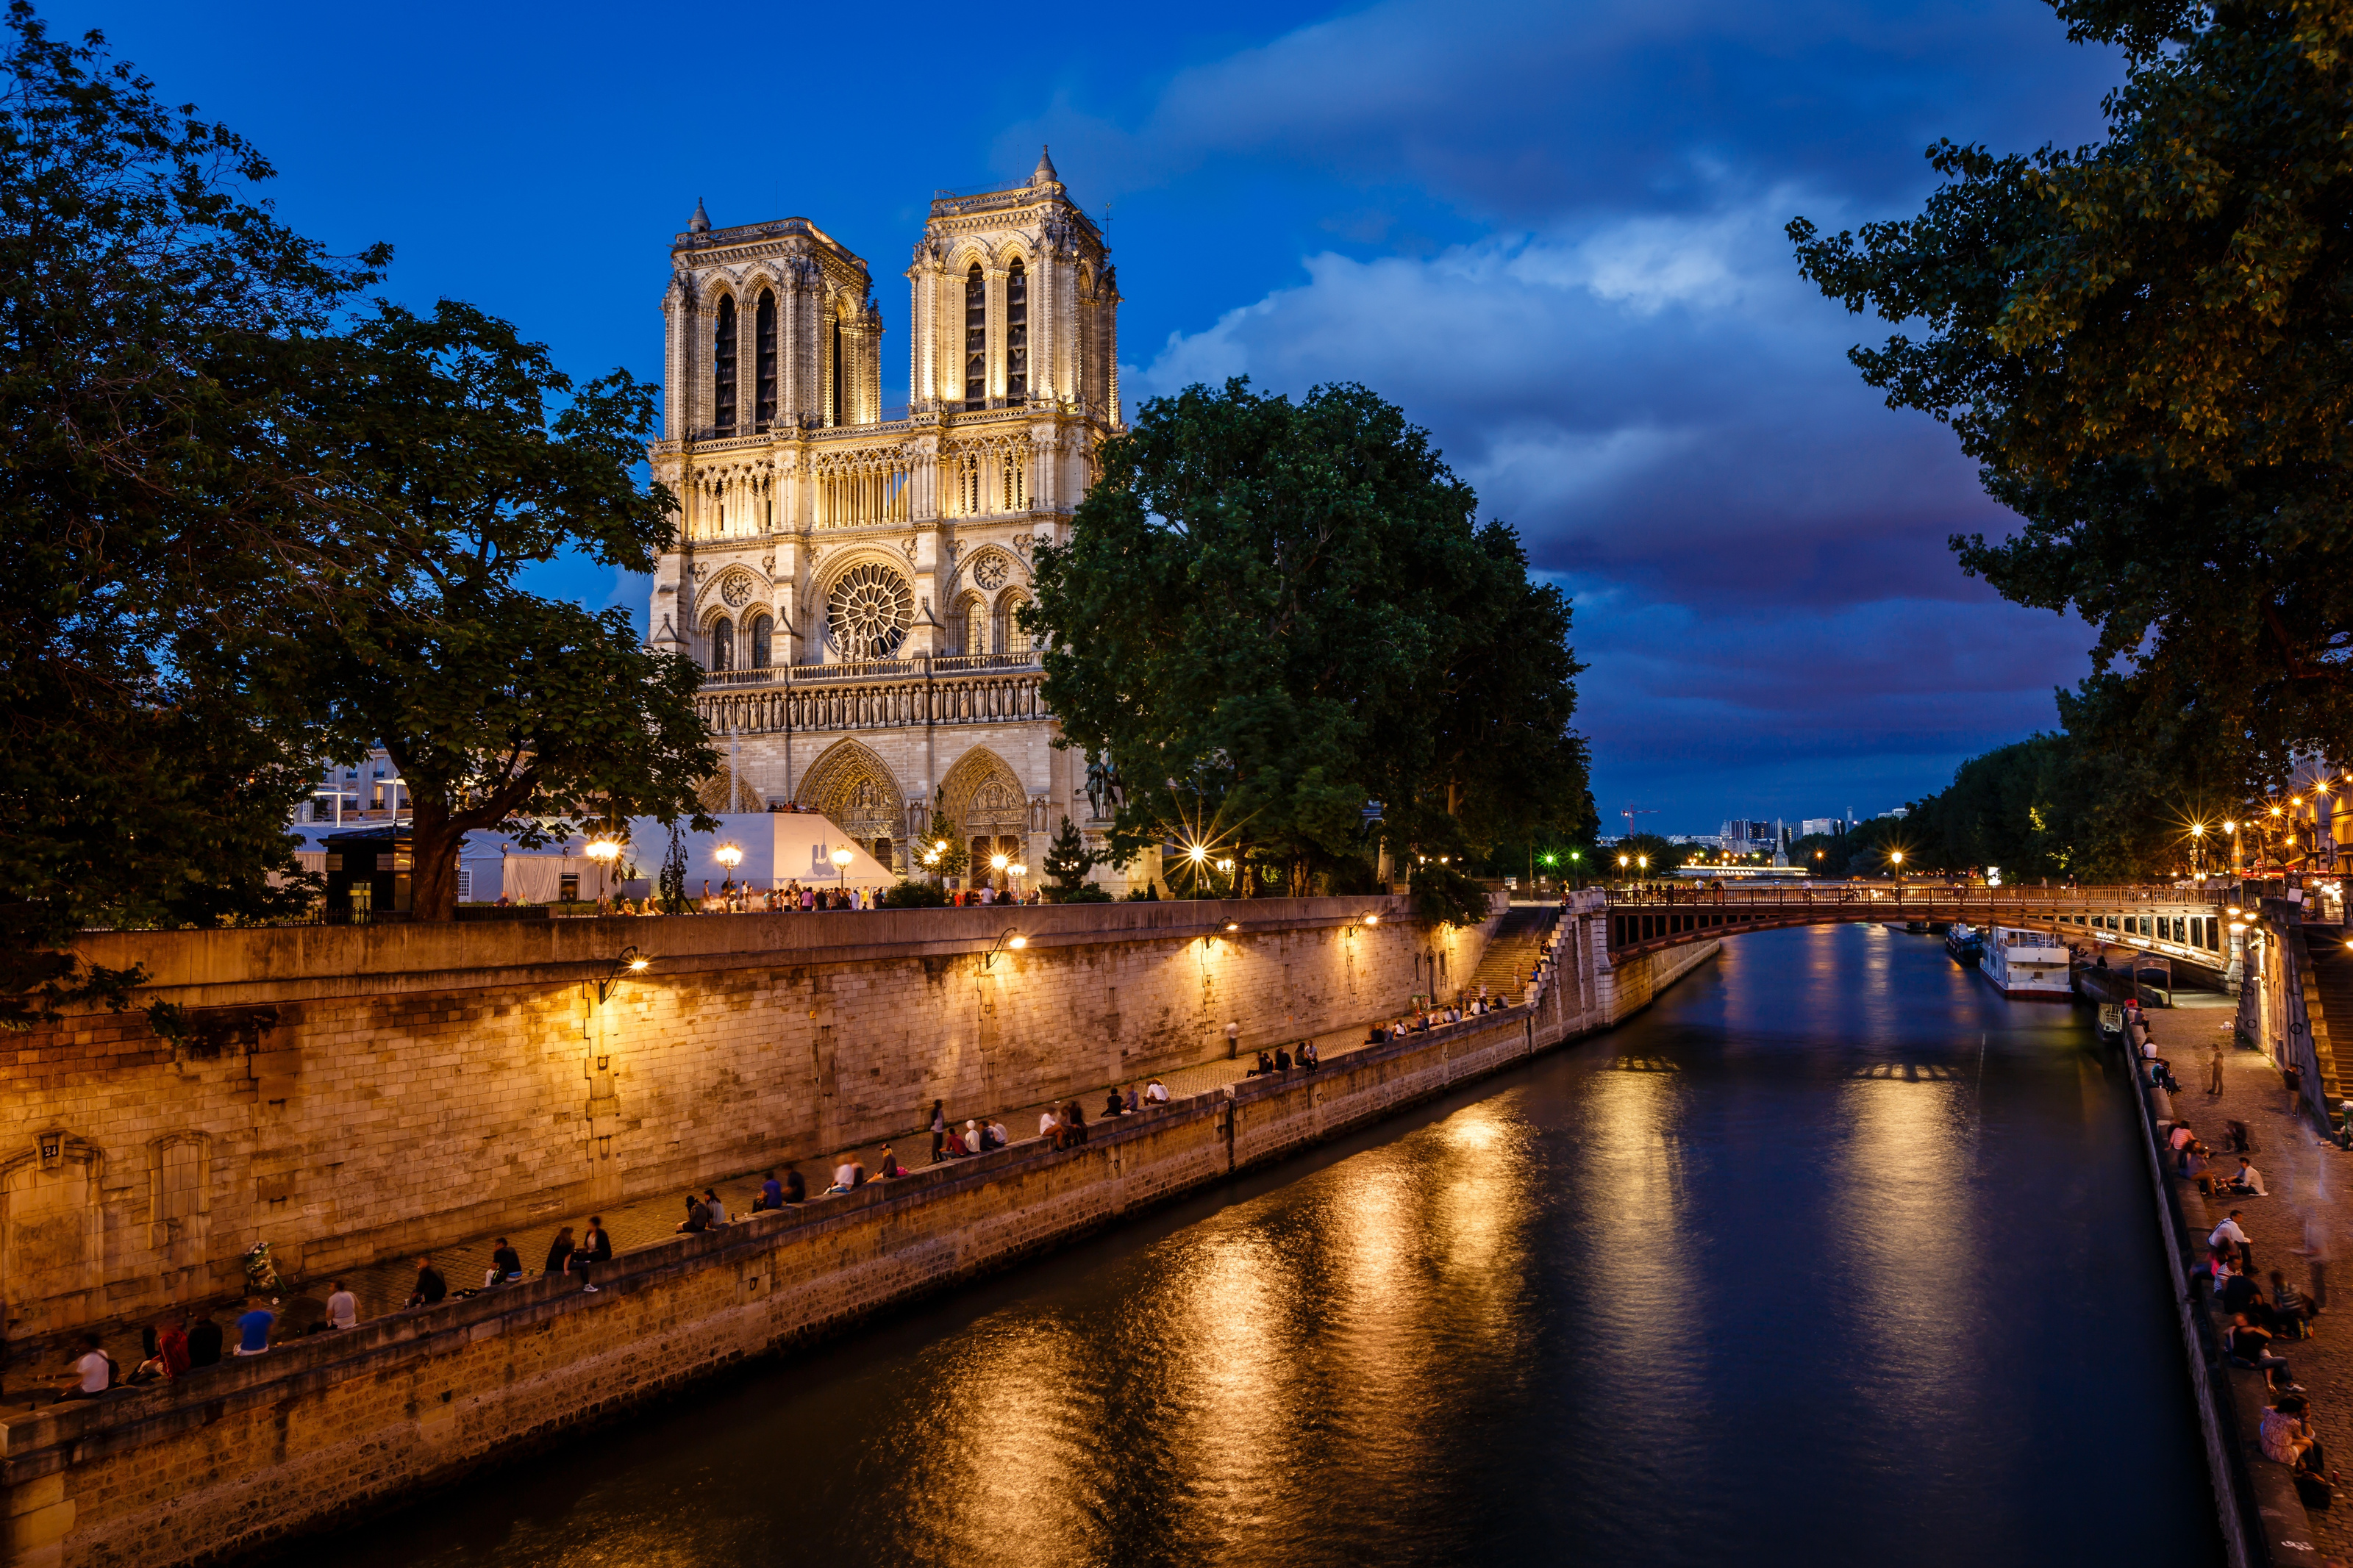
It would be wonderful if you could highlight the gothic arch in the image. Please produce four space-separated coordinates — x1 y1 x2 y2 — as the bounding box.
696 565 770 620
796 739 907 859
939 745 1029 844
696 271 743 310
1 1132 104 1316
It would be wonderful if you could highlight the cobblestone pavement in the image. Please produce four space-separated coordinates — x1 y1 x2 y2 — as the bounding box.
2 988 1543 1411
2163 998 2353 1564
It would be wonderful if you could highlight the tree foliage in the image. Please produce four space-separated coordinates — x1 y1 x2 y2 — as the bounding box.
290 301 713 920
1028 379 1590 904
0 0 385 997
1040 816 1107 901
1790 0 2353 784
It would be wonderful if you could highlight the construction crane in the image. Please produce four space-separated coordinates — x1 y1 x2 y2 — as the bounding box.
1619 804 1657 840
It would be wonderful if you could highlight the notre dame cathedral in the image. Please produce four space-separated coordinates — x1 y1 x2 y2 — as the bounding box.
645 149 1124 886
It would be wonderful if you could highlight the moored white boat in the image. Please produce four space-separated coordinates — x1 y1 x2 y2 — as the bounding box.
1946 922 1984 965
1981 926 2072 998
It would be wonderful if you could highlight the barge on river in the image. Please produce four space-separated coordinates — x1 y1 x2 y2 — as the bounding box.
1980 926 2073 998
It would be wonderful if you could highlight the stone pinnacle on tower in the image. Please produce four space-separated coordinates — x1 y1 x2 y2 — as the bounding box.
689 196 711 234
1032 145 1059 187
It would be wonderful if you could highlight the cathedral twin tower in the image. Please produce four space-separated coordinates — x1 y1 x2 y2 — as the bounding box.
646 150 1125 888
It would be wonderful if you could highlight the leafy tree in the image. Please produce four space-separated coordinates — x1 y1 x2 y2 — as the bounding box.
1041 816 1108 901
1028 378 1588 901
1790 0 2353 784
913 811 970 881
288 301 714 921
658 823 690 914
0 2 385 1016
881 879 949 908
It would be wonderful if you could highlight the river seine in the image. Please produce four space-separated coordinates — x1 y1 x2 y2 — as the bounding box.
296 923 2221 1567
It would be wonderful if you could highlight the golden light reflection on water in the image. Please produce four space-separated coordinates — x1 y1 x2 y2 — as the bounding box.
1579 1062 1697 1381
1834 1058 1988 1429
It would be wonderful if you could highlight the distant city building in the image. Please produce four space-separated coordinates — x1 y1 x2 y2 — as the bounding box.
1799 817 1852 839
1719 819 1788 855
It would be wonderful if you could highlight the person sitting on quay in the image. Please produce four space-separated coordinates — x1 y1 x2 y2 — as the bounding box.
126 1317 187 1386
570 1216 610 1293
488 1237 524 1285
1041 1106 1065 1145
1063 1101 1088 1146
879 1142 910 1175
2262 1393 2328 1479
55 1333 114 1401
2219 1265 2263 1322
2271 1271 2321 1339
186 1309 223 1367
985 1118 1010 1150
1103 1089 1126 1120
1146 1077 1170 1106
757 1170 785 1211
1274 1048 1293 1071
327 1281 358 1331
1299 1040 1320 1069
702 1188 729 1224
1367 1021 1388 1044
2227 1311 2300 1394
1122 1085 1140 1114
2226 1119 2254 1155
405 1258 447 1310
2167 1121 2196 1174
2214 1211 2255 1272
235 1295 276 1356
2227 1158 2268 1198
779 1167 805 1206
543 1225 576 1278
676 1193 713 1233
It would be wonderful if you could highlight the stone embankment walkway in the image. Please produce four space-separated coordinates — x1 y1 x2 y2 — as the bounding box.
2163 1001 2353 1566
1 914 1567 1411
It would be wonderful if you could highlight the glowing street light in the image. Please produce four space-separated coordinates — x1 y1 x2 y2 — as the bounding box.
830 848 854 870
714 842 744 871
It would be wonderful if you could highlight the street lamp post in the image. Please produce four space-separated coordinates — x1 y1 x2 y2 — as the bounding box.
714 842 743 911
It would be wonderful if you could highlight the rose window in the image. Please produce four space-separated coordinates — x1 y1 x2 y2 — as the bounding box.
974 553 1008 590
826 563 913 658
719 572 754 608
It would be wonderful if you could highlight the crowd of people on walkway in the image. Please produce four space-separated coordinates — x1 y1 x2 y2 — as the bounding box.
2154 992 2343 1514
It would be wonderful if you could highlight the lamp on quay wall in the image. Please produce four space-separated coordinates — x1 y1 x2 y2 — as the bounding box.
982 927 1027 969
596 945 651 1004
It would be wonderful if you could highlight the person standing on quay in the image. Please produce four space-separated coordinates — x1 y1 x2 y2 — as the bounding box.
930 1099 948 1164
2209 1043 2227 1097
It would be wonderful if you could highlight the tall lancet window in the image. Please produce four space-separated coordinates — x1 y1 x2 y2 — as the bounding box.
749 612 773 670
832 309 845 427
1006 259 1029 401
710 616 735 672
713 296 738 435
754 291 777 432
964 264 986 409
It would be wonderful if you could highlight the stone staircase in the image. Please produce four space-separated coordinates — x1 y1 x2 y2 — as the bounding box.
2297 925 2349 1104
1464 903 1559 1002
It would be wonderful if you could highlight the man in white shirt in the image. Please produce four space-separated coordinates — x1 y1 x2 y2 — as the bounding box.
829 1160 857 1194
1039 1108 1061 1139
2212 1211 2253 1270
989 1118 1009 1148
2229 1159 2269 1198
57 1333 110 1400
1145 1078 1168 1105
326 1281 358 1330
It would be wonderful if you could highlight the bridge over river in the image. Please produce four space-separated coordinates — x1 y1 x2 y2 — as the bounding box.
1602 882 2234 976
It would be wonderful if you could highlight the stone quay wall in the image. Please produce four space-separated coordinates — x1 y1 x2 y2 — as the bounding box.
0 923 1715 1568
2 897 1515 1349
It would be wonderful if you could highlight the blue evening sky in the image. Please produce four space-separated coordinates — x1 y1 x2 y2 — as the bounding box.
50 0 2121 832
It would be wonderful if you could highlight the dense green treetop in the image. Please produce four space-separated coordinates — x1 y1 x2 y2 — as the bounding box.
1790 0 2353 786
1026 378 1591 923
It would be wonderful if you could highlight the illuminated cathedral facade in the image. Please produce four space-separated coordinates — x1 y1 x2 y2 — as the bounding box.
645 149 1122 882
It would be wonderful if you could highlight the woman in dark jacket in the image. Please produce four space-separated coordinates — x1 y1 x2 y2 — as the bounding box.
543 1226 576 1277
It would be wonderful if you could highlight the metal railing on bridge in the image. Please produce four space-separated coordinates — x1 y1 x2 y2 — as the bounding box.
1601 883 2227 910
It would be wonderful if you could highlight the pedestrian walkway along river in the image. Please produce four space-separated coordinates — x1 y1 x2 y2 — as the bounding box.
271 923 2221 1568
